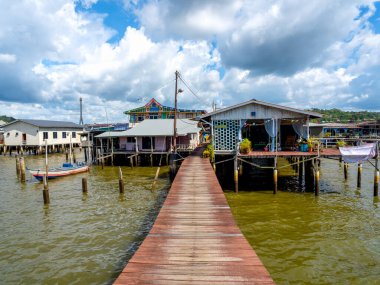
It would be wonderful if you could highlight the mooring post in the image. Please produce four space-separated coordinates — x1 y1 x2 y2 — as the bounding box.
315 160 320 196
129 156 133 168
374 144 379 197
234 155 238 193
15 155 20 177
82 177 88 194
20 157 26 182
273 168 278 194
42 174 50 204
357 163 362 188
118 167 124 194
344 162 348 180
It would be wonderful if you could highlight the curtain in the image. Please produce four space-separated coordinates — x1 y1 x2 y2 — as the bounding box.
292 120 308 139
264 118 278 138
264 119 278 151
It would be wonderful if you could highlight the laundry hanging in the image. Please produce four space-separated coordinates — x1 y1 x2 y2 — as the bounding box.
339 143 377 163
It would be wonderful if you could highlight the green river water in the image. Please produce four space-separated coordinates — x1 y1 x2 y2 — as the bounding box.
1 152 380 284
0 152 170 284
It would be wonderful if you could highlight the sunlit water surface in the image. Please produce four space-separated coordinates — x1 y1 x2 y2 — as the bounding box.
0 152 170 284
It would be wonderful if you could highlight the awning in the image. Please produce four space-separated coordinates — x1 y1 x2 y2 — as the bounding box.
339 143 377 163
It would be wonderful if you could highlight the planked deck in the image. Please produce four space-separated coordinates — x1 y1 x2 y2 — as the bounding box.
113 149 275 285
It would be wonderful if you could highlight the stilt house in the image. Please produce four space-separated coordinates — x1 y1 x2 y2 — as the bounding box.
199 99 322 155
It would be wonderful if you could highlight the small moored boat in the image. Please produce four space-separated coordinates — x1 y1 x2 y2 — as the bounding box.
29 162 89 181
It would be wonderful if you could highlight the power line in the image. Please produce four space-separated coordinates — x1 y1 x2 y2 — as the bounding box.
177 73 209 106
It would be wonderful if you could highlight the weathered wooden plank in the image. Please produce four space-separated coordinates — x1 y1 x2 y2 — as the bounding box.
113 147 274 285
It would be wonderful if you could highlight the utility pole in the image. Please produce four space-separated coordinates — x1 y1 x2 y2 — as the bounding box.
173 71 179 153
79 97 84 125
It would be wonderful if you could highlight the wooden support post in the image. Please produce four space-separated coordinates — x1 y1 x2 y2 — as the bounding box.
273 168 278 194
42 174 50 204
20 157 26 182
118 167 124 194
315 169 320 196
234 156 238 193
130 156 133 168
82 177 88 194
239 162 243 176
150 154 153 167
374 170 379 197
344 162 348 180
213 162 216 173
296 157 300 174
374 152 379 197
65 148 69 162
357 163 362 188
339 156 342 167
16 155 20 177
84 148 88 162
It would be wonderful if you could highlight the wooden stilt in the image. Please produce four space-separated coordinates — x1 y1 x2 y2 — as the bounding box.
273 168 278 194
357 163 362 188
375 148 379 196
344 162 348 180
82 177 88 194
234 156 238 193
315 169 320 196
42 174 50 204
15 155 20 177
118 167 124 194
20 157 26 182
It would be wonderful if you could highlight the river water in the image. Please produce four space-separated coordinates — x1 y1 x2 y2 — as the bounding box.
1 153 380 284
0 152 170 284
225 158 380 284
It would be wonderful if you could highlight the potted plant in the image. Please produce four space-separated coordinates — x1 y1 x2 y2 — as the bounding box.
307 138 313 152
239 138 252 154
336 140 346 148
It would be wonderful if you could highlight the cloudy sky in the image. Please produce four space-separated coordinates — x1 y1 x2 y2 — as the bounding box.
1 0 380 123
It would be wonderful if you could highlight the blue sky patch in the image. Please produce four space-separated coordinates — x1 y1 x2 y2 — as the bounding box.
75 0 140 43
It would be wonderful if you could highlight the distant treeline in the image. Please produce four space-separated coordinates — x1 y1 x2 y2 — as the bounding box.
309 108 380 123
0 115 16 123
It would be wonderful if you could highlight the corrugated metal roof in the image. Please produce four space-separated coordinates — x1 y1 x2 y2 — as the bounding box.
3 119 83 129
96 119 200 138
199 99 322 119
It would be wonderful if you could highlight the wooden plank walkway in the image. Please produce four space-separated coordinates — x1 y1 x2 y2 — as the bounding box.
113 149 275 285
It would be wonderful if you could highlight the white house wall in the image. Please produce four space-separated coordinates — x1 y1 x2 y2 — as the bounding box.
3 122 82 146
211 103 308 120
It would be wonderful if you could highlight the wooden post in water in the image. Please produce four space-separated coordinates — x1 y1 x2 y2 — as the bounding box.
65 148 69 162
344 162 348 180
273 168 278 194
15 155 20 177
118 167 124 194
357 163 362 188
82 177 88 194
239 161 243 176
234 155 238 193
129 156 133 168
42 174 50 204
374 144 379 197
20 157 26 182
315 162 320 196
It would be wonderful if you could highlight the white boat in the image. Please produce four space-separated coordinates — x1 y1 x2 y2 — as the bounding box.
29 162 89 181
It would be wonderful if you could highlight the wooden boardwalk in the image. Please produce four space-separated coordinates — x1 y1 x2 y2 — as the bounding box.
113 149 274 284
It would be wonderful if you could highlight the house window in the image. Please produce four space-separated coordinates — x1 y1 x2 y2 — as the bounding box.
15 132 19 137
62 132 67 139
149 114 158 119
72 132 76 138
43 132 48 140
126 137 136 143
53 132 58 139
